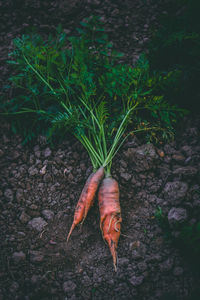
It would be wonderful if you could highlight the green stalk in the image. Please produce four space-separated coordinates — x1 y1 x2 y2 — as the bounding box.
0 108 47 115
79 96 101 130
103 106 135 167
77 136 97 170
101 124 107 159
23 54 57 97
81 135 102 166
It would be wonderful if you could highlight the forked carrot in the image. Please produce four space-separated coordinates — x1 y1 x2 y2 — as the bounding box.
67 166 104 241
98 177 122 271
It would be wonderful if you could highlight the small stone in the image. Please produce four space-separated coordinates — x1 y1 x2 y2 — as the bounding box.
28 166 38 176
30 250 44 263
35 151 41 158
28 210 40 217
44 147 52 158
40 165 46 175
168 207 187 226
12 251 26 263
181 145 193 156
172 153 185 162
173 166 198 178
129 240 140 250
173 267 183 276
163 181 188 205
184 156 192 164
49 240 57 245
137 262 147 272
63 281 76 293
129 275 144 286
19 211 31 224
4 189 14 201
29 204 38 210
34 145 40 152
17 232 26 238
42 209 54 221
28 217 47 232
118 257 129 266
120 172 132 181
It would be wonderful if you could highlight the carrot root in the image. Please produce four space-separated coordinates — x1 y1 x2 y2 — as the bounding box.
98 177 122 271
67 223 76 242
67 167 104 242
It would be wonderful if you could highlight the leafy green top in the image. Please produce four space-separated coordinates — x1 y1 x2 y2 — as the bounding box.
1 16 186 173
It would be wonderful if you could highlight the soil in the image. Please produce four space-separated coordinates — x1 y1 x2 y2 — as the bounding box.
0 1 200 300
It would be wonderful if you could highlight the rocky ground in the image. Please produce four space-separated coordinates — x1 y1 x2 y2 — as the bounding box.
0 1 200 300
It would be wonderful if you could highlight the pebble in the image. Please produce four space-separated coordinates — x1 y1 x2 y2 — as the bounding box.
28 166 38 176
35 151 41 158
4 189 14 201
17 231 26 238
19 211 31 224
29 204 38 210
42 209 54 220
120 172 132 181
163 181 188 205
129 275 144 286
173 166 198 178
168 207 188 226
63 281 76 293
30 250 44 263
172 153 185 162
40 165 46 175
28 217 47 232
181 145 193 156
12 251 26 263
44 147 52 158
137 262 147 272
118 257 129 266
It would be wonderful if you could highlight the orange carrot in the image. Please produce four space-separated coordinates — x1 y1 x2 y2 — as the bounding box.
98 177 122 271
67 166 104 241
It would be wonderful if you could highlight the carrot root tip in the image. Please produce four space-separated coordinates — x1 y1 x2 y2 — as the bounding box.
67 223 75 242
114 263 117 272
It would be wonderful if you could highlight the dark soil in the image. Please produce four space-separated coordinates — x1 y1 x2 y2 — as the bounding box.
0 1 200 300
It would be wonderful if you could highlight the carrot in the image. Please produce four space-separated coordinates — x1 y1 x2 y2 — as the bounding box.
67 166 104 242
98 177 122 271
